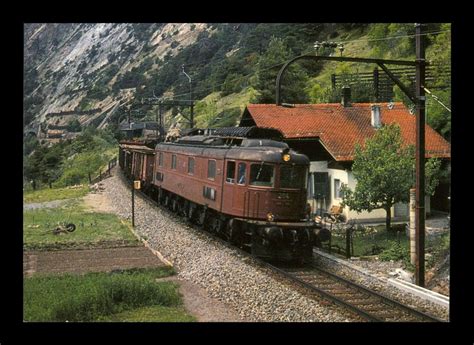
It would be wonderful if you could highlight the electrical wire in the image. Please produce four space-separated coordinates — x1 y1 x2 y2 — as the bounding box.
424 87 451 112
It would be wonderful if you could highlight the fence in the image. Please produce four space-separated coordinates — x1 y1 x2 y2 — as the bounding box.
89 157 118 184
321 220 408 258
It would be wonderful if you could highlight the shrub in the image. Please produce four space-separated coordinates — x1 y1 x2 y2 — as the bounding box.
24 268 180 321
379 242 409 262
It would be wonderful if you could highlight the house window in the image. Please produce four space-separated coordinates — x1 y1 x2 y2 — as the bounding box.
207 160 216 180
158 152 163 167
171 154 177 170
237 162 246 185
312 172 329 199
188 157 195 174
226 161 236 183
334 179 343 199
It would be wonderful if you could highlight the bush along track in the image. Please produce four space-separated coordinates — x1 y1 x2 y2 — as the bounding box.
24 267 196 322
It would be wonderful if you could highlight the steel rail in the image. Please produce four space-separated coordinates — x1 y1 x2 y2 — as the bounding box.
293 264 444 322
118 170 443 323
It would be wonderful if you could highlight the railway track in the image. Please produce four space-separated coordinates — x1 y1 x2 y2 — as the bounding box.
126 173 444 323
268 263 444 322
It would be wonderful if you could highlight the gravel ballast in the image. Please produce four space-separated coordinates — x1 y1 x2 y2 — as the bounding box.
313 251 449 321
101 171 354 322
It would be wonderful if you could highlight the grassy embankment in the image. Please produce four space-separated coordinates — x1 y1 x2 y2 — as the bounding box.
24 193 195 322
23 200 139 251
24 267 196 322
23 185 91 204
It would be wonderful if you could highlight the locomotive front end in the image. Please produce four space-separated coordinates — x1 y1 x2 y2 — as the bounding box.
233 145 330 263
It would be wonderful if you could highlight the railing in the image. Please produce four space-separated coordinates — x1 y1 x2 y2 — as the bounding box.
89 157 117 184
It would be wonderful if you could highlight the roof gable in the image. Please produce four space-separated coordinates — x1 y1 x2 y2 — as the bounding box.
243 103 450 161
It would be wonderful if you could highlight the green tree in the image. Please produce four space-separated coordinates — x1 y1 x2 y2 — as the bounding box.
67 119 82 132
426 23 451 140
341 124 441 231
252 36 309 104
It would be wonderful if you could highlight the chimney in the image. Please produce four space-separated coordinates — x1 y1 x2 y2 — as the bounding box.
341 86 351 107
371 104 382 128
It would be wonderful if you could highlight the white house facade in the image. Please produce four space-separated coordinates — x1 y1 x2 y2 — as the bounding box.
239 100 450 223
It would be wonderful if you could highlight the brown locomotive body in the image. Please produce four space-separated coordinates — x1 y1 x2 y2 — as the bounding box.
119 128 329 262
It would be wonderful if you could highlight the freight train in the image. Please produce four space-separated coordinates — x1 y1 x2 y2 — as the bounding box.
118 126 330 263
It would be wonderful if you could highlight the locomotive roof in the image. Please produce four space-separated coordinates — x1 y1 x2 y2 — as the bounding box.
156 139 309 164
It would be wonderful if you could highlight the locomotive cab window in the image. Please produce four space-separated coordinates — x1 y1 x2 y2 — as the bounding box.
250 163 274 187
226 161 236 183
280 165 308 189
171 154 177 170
208 160 216 180
237 162 246 185
188 157 195 175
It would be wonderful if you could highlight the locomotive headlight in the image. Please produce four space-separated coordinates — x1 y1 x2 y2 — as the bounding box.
282 153 291 162
267 212 275 222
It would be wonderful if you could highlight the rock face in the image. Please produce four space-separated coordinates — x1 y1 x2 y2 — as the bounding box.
24 23 210 131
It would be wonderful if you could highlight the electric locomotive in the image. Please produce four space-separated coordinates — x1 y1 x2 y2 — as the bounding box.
119 127 330 263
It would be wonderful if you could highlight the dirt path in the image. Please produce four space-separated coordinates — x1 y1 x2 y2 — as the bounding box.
82 189 115 213
156 276 243 322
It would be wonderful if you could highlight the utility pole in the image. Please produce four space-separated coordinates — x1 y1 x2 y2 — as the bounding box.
131 179 135 227
182 65 194 128
415 23 426 287
276 28 430 287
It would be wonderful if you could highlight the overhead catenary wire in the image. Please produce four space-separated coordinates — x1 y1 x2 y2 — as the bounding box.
424 87 451 112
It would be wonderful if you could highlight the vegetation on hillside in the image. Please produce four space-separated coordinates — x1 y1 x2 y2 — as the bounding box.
23 128 118 189
24 23 450 135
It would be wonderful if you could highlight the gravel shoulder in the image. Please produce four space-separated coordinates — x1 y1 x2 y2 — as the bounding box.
101 169 354 322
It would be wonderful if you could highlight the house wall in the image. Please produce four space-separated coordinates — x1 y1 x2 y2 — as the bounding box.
308 161 416 222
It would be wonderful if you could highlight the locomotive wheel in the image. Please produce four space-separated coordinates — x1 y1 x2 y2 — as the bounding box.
187 203 196 223
171 198 178 213
225 219 237 243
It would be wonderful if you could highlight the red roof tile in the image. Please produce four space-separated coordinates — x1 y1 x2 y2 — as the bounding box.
244 102 451 161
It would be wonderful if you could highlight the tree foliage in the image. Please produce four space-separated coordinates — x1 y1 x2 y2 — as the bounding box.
23 128 117 188
341 124 441 231
252 37 309 104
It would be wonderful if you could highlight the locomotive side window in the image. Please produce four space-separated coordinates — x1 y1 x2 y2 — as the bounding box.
158 152 163 167
188 157 195 175
171 154 177 170
237 163 246 185
208 160 216 180
250 163 274 187
280 165 308 189
226 161 236 183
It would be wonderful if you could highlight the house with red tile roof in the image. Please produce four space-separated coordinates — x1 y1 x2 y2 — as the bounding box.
239 101 451 222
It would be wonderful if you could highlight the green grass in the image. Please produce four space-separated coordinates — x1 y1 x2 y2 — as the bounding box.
24 185 90 204
23 203 139 250
24 267 195 322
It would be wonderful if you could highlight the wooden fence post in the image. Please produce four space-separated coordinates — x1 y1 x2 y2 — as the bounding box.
346 226 351 259
88 172 92 184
